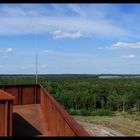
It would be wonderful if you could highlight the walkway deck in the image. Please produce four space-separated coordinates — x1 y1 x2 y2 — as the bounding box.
13 104 50 137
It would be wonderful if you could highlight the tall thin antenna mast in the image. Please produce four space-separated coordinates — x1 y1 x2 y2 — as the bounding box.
36 48 38 84
34 31 38 84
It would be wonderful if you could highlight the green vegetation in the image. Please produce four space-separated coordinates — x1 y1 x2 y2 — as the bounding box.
0 75 140 116
91 109 115 116
67 109 115 116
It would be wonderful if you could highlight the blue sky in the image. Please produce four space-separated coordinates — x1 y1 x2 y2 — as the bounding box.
0 4 140 74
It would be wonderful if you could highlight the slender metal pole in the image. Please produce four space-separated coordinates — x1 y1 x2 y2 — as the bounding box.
36 50 38 84
34 32 38 84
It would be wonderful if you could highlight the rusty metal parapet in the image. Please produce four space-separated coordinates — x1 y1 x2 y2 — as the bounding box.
0 84 90 137
40 84 90 136
0 90 15 136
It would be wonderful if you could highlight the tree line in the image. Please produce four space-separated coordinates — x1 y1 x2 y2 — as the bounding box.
0 75 140 114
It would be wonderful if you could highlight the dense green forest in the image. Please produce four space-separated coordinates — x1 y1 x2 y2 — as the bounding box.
0 75 140 115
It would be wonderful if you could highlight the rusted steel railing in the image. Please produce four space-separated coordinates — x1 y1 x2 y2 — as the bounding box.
0 90 15 136
40 84 89 136
0 84 90 136
0 84 40 106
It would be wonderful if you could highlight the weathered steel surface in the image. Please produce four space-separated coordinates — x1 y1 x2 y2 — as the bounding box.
22 86 35 105
0 101 6 136
0 85 40 106
13 104 50 136
8 101 14 136
36 85 40 104
0 90 15 136
0 90 16 101
0 84 90 137
40 84 90 136
5 87 19 105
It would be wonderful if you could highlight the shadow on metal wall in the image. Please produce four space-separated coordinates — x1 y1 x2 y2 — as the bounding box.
12 113 42 137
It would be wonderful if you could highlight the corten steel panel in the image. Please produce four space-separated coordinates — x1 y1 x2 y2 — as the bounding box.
47 99 51 132
52 106 57 136
0 101 6 136
36 85 40 104
0 84 89 136
44 97 75 136
58 113 65 136
40 90 46 118
41 89 49 133
5 87 19 105
44 96 49 132
22 86 35 105
56 110 61 136
44 97 48 125
0 90 15 137
39 85 90 136
52 106 58 136
4 101 8 136
8 101 13 136
50 102 53 133
0 100 14 136
0 90 16 101
13 104 50 136
56 109 59 136
50 104 55 135
64 122 75 136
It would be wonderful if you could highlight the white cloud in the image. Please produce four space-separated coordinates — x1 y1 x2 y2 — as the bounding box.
0 5 130 39
5 48 13 52
108 42 140 49
52 30 82 39
121 54 136 59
